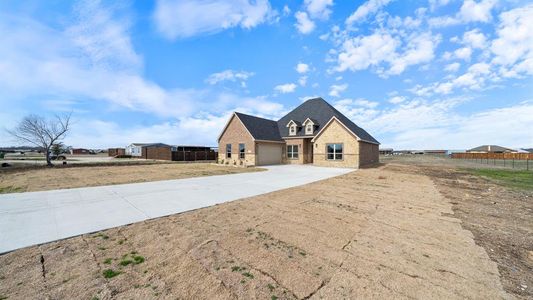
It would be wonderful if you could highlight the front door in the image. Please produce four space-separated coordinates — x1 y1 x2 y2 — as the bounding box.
307 141 314 163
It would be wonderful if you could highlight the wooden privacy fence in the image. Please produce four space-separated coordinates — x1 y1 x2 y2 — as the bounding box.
172 150 217 161
452 153 533 160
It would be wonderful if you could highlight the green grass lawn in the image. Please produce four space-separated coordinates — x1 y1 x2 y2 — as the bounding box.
466 168 533 190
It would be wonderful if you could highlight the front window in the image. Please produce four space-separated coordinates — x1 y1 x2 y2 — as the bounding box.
289 125 297 136
287 145 299 159
239 143 245 159
226 144 231 158
326 144 343 160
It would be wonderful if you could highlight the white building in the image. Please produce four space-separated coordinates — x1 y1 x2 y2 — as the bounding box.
125 143 148 157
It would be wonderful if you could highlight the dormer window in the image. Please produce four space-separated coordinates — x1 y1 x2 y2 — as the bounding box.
305 124 313 134
289 125 297 136
302 118 316 135
286 120 299 136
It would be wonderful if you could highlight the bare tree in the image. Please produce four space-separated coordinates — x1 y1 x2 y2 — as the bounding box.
7 114 71 166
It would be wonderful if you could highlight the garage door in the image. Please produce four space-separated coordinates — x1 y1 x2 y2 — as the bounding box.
257 143 283 165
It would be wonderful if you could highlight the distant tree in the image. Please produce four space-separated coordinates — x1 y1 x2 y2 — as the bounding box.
7 114 71 166
51 143 65 156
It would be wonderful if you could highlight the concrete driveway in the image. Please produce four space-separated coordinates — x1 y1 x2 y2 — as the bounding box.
0 165 352 253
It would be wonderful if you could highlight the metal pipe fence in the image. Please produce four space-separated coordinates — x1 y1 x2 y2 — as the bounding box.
451 153 532 171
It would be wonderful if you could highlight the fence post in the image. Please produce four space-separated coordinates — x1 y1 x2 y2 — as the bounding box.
527 159 529 171
513 158 515 169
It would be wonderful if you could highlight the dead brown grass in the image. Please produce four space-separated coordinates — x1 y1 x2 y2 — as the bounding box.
0 164 508 299
0 163 262 193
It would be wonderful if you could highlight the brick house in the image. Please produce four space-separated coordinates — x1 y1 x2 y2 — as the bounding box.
217 97 380 168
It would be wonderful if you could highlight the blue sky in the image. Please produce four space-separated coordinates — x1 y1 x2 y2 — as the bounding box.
1 0 532 150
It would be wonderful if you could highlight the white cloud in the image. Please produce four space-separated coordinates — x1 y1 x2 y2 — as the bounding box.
328 83 348 97
353 98 379 108
298 76 308 86
334 31 439 76
386 32 440 76
458 0 496 23
296 62 310 74
0 0 286 148
388 96 406 104
428 16 461 27
429 0 496 27
294 11 315 34
0 3 202 119
463 29 487 49
377 100 533 149
346 0 392 25
283 5 291 16
454 47 472 60
419 62 493 95
429 0 451 11
274 83 297 93
335 32 398 72
67 1 142 71
63 96 283 148
65 116 227 148
444 62 461 72
491 4 533 77
153 0 276 39
205 70 254 86
304 0 334 20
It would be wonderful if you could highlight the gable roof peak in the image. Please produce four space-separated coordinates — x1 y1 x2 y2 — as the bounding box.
277 97 380 144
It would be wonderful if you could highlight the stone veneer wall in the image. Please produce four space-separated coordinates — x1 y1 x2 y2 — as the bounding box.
312 119 359 168
283 138 306 164
218 115 256 166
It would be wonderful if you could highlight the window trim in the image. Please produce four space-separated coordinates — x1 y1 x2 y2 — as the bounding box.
226 144 231 159
287 145 299 159
326 143 343 161
239 143 245 159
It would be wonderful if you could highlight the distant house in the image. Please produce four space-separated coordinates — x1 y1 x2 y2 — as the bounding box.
379 148 393 155
125 143 149 157
70 148 91 155
108 148 125 157
467 145 517 153
217 97 379 168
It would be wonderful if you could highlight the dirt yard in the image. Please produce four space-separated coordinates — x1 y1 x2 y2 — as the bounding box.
0 163 262 193
1 161 521 299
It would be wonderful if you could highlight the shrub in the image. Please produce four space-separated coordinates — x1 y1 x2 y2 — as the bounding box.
102 269 121 278
0 152 4 159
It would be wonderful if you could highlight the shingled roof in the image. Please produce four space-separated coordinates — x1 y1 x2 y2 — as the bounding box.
467 145 516 152
277 98 379 144
234 112 283 141
226 98 379 144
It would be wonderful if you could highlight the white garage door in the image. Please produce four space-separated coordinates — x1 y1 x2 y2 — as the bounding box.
257 143 283 165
